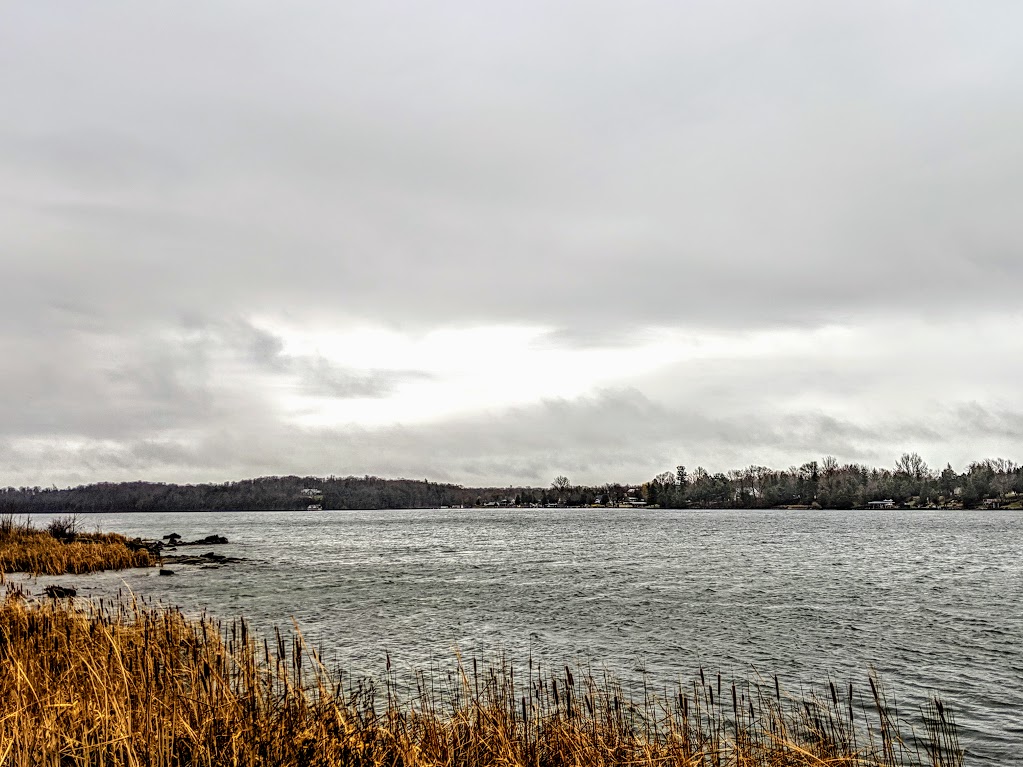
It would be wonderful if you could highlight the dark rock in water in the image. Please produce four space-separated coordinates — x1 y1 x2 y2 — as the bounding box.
176 534 229 546
162 533 182 541
159 569 175 576
160 550 242 566
44 585 76 598
128 538 163 555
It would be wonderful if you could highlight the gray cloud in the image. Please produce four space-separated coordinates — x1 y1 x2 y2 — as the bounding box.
3 387 1016 489
0 317 427 445
1 2 1021 484
4 3 1022 333
229 321 431 398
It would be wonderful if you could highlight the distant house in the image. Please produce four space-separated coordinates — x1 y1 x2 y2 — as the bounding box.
623 489 647 508
983 498 1003 509
300 488 322 497
867 499 895 509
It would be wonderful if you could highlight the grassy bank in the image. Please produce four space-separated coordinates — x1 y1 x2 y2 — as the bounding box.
0 592 961 767
0 515 153 576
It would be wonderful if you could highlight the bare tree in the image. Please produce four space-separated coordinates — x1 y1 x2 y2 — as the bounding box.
653 471 675 486
895 452 931 479
552 475 571 493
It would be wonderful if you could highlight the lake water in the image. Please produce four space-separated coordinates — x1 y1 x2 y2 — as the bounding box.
11 508 1022 764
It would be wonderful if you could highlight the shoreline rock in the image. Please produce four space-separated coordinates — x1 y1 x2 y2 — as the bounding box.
175 534 229 546
129 534 230 557
160 550 241 567
124 534 238 568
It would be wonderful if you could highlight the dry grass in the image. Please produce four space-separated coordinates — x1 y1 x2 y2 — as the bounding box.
0 514 153 576
0 591 962 767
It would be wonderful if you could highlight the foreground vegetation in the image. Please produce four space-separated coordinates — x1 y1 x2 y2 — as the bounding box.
0 454 1020 511
0 591 961 767
0 515 153 576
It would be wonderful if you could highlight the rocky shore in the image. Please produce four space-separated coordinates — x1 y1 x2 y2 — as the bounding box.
123 532 241 574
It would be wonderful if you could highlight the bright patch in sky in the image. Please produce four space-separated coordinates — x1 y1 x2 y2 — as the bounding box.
258 321 874 427
268 323 665 425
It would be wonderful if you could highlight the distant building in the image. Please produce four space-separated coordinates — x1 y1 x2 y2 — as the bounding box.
867 499 895 509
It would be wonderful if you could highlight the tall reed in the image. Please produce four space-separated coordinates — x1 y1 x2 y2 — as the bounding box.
0 591 962 767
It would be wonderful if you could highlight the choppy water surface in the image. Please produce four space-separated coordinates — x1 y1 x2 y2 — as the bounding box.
16 508 1023 763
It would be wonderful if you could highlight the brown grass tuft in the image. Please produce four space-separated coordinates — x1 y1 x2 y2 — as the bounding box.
0 514 153 576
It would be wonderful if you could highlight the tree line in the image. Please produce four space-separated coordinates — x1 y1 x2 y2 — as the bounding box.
0 454 1019 513
0 476 479 514
642 454 1021 509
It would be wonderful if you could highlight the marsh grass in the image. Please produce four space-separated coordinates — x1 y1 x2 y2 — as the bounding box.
0 591 962 767
0 514 153 576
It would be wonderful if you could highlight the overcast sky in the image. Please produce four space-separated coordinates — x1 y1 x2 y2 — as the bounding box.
2 2 1021 488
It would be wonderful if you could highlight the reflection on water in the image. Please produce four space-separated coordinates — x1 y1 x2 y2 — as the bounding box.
13 508 1023 764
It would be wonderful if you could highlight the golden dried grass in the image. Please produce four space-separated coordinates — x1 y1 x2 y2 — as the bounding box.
0 514 153 576
0 592 962 767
